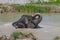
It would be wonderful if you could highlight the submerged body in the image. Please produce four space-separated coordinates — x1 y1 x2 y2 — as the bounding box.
12 13 42 29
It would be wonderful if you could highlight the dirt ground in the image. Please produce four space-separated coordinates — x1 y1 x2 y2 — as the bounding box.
0 22 60 40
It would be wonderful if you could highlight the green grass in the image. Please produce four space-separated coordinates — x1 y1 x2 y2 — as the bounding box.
54 36 60 40
11 32 20 39
0 1 60 13
11 4 50 13
11 32 26 39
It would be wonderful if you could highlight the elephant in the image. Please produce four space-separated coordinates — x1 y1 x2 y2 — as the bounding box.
12 13 42 29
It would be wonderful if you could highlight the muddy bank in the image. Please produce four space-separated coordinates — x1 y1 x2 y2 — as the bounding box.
0 22 60 40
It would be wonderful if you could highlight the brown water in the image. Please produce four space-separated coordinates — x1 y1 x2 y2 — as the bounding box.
0 13 60 26
0 13 60 40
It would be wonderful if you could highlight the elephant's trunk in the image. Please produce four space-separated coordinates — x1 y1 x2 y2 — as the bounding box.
32 14 42 27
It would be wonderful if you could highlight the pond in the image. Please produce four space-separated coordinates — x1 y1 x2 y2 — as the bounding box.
0 13 60 27
0 13 22 24
41 13 60 27
0 13 60 40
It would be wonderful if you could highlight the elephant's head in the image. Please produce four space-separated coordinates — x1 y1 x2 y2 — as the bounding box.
12 21 25 29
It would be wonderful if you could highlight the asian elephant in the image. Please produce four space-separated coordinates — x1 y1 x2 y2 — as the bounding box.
12 13 42 29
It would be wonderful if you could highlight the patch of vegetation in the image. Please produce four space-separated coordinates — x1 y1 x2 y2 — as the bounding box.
0 0 60 13
54 36 60 40
0 36 2 40
11 4 51 13
11 32 26 38
11 32 37 40
11 32 20 39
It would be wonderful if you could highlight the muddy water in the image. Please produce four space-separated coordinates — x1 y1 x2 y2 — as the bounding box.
40 13 60 27
0 13 60 26
0 13 60 40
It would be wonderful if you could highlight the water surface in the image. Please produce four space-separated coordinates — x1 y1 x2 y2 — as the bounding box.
0 13 60 40
0 13 60 27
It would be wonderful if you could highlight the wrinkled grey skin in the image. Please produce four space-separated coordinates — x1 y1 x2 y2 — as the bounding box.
12 14 42 29
12 15 27 28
